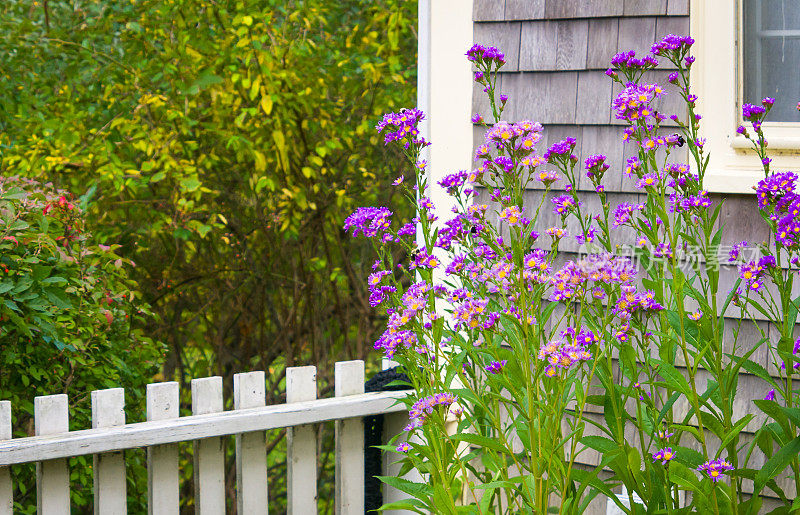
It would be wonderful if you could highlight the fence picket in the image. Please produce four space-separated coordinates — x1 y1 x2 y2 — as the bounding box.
35 394 70 515
286 366 317 514
0 401 12 515
192 376 225 515
146 382 180 515
92 388 127 514
334 361 365 515
233 372 268 514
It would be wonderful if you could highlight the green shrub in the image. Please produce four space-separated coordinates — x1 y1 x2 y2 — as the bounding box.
0 176 162 511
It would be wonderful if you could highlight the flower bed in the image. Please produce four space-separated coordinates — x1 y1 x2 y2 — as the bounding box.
348 35 800 513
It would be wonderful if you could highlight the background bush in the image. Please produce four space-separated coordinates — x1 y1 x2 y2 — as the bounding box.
0 0 416 511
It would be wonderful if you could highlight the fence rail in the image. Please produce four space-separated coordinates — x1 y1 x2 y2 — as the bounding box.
0 360 411 514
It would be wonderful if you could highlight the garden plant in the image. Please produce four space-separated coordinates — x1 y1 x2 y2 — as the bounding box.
349 34 800 514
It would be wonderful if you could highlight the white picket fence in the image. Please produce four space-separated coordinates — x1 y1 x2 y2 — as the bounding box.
0 360 410 514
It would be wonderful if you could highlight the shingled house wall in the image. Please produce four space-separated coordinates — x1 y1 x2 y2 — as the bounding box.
468 0 792 511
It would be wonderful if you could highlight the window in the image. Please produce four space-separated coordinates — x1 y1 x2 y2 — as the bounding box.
691 0 800 193
743 0 800 122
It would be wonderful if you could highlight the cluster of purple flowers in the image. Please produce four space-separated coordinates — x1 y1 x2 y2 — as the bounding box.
550 254 636 302
668 190 711 214
452 297 490 329
613 284 664 320
651 34 694 54
756 172 796 210
665 163 699 190
552 194 579 216
609 50 658 73
375 109 426 148
538 337 593 378
374 329 417 359
742 103 766 122
476 120 542 152
368 270 395 307
466 44 505 67
640 133 682 151
585 154 609 182
436 210 485 250
500 205 524 226
485 360 507 374
561 326 601 347
406 392 458 431
651 447 675 465
438 169 474 196
385 281 431 332
753 172 800 248
612 83 665 122
409 249 439 270
344 207 393 240
697 459 734 482
544 137 577 162
613 202 645 227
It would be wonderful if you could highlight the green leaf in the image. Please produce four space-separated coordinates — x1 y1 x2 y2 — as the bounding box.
376 476 433 499
755 436 800 493
450 432 507 453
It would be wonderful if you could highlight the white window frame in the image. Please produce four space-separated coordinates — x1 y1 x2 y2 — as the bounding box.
692 0 800 193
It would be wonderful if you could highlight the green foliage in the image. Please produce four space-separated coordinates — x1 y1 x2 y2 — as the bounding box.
1 0 416 510
0 177 161 511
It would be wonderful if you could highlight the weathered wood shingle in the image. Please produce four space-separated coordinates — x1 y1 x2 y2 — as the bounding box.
519 21 558 70
623 0 668 16
555 20 589 70
666 0 689 16
474 22 522 71
617 17 657 56
505 0 545 20
576 72 613 124
504 73 578 124
586 18 620 68
474 0 506 22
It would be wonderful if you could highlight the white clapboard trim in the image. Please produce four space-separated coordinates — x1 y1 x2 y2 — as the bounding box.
381 411 419 515
0 391 407 466
146 382 180 515
335 361 365 515
35 394 70 515
286 366 317 515
233 372 268 515
0 401 12 515
91 388 127 515
192 376 225 515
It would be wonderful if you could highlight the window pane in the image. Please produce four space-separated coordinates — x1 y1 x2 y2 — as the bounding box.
743 0 800 122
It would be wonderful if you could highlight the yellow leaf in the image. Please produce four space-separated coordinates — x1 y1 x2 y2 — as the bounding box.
253 150 266 172
242 15 253 26
260 95 273 115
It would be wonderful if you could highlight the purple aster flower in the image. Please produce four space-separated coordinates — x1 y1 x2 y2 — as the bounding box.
729 241 748 262
612 83 665 122
396 442 411 453
376 108 427 148
552 194 579 216
651 34 695 55
697 459 734 482
652 447 676 465
742 103 767 122
544 137 577 162
485 360 507 374
344 207 393 239
764 389 776 401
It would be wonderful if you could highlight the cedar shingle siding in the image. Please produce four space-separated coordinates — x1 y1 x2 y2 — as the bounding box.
470 0 794 510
